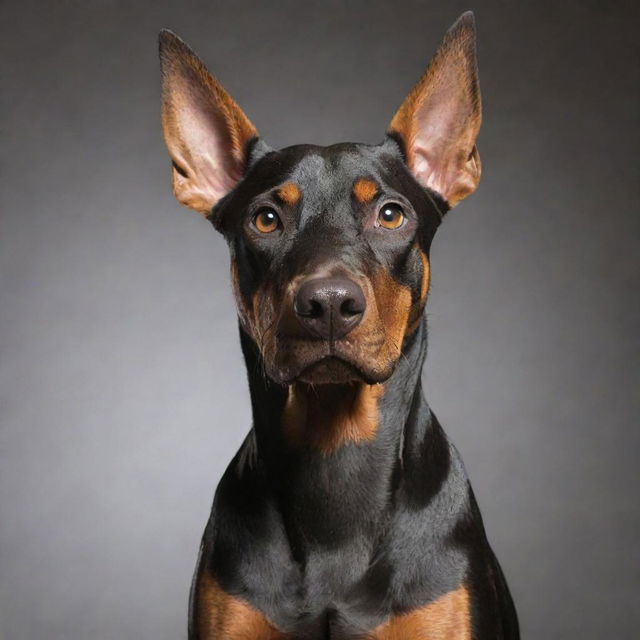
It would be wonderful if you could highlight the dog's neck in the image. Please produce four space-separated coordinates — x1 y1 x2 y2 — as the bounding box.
236 319 444 555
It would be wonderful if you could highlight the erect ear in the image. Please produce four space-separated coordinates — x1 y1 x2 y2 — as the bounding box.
387 12 482 207
159 30 260 216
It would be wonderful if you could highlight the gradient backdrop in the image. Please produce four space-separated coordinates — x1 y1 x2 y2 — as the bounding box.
1 1 638 638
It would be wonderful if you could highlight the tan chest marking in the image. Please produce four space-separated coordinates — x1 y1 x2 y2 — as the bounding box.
282 382 384 454
195 572 288 640
369 585 471 639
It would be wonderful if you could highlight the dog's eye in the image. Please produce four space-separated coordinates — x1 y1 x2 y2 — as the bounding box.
377 204 405 230
253 208 281 233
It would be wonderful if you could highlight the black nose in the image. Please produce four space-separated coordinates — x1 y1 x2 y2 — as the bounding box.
294 277 366 340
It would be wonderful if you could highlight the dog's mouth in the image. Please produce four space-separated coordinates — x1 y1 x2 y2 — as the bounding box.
266 335 396 386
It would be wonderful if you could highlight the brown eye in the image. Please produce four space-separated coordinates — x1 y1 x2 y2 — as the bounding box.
253 208 280 233
377 203 405 230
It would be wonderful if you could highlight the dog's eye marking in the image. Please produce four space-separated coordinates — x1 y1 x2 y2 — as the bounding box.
253 207 281 233
276 182 301 207
377 203 405 230
353 178 379 203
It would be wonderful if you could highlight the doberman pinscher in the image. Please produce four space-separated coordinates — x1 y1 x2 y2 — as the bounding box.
159 11 519 639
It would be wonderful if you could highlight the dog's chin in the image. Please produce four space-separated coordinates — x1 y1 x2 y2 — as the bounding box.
272 356 394 386
296 357 364 385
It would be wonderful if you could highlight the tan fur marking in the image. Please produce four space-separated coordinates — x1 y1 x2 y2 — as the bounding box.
418 250 430 306
250 284 279 363
230 262 280 362
370 585 471 639
283 382 384 454
231 260 256 331
277 182 301 207
196 572 288 639
406 250 430 335
353 178 379 204
370 269 413 367
230 260 245 315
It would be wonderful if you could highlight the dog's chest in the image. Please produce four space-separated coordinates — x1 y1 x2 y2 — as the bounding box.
251 535 382 635
236 524 468 639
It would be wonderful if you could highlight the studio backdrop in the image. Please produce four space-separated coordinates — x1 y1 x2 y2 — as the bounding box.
1 1 638 639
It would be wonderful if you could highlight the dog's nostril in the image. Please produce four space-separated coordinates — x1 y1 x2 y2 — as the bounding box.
340 297 363 317
307 299 323 318
294 297 323 318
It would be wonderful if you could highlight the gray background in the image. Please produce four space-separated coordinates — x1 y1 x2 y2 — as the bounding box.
1 0 638 638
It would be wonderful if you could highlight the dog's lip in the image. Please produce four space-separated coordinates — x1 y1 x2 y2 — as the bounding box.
285 354 386 386
299 354 361 375
270 334 393 385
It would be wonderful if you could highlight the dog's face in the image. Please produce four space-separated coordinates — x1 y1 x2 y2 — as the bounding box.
159 13 481 385
215 141 441 385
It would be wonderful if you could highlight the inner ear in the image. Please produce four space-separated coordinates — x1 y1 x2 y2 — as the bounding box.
387 12 482 207
159 30 264 216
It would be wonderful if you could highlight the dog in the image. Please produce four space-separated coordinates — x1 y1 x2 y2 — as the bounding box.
158 11 519 639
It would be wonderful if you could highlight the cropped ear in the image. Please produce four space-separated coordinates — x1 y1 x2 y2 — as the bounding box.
159 30 259 216
388 12 482 207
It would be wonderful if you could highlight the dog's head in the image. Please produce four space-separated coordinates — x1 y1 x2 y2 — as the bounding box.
159 13 481 385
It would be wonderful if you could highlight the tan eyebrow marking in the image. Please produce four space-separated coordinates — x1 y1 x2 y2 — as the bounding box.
276 182 301 206
353 178 379 203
